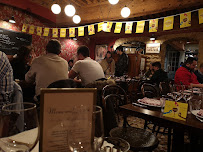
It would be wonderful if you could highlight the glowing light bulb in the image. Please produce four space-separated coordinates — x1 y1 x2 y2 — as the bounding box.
108 0 119 5
51 4 61 14
73 15 81 24
121 6 130 18
65 5 76 17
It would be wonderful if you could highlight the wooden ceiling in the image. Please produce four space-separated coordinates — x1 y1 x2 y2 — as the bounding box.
1 0 203 27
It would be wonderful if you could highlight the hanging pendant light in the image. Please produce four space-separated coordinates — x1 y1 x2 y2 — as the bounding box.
121 6 130 18
51 4 61 14
73 15 81 24
9 16 16 23
65 4 76 17
108 0 119 5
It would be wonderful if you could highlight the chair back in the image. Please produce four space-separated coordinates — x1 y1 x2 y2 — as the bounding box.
47 79 81 88
102 84 128 104
141 83 159 98
159 81 172 95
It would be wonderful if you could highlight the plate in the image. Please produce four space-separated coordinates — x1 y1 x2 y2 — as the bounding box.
191 110 203 119
137 98 161 107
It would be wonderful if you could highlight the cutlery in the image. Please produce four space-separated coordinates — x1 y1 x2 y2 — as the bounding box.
196 116 203 123
132 102 147 108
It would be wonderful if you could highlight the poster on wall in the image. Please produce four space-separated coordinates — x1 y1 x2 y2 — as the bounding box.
146 43 160 53
0 28 32 55
95 45 108 62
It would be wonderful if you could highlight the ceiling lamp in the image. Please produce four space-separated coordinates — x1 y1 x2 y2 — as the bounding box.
9 16 16 23
150 34 156 41
108 0 119 5
51 4 61 14
65 4 76 17
121 6 130 18
73 15 81 24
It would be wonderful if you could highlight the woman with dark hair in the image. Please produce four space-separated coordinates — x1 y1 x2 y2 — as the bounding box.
100 51 115 77
10 46 32 80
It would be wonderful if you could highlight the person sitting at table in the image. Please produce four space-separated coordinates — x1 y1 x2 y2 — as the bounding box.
150 62 168 84
25 39 69 100
0 51 14 108
68 59 74 71
145 62 154 78
100 51 115 77
174 57 199 85
68 45 105 86
10 46 32 80
115 46 128 77
194 63 203 83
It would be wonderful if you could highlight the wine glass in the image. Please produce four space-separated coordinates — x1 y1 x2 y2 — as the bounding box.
0 102 39 152
171 84 184 101
67 105 104 152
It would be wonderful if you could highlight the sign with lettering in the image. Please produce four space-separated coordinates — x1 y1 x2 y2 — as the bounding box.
0 28 32 55
40 88 97 152
163 100 188 121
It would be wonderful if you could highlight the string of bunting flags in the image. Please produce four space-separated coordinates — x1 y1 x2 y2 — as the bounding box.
22 8 203 37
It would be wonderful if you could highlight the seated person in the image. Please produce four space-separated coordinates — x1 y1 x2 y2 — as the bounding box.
100 51 115 77
145 62 154 78
150 62 168 84
68 59 74 71
194 63 203 83
175 57 199 86
68 45 105 86
10 46 32 80
25 39 69 99
0 51 14 108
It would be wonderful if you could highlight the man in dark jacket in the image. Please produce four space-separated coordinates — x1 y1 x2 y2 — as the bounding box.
150 62 168 84
115 46 128 77
194 63 203 83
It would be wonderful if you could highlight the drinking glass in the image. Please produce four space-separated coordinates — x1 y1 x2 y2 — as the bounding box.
189 98 202 114
0 102 39 152
67 106 104 152
171 84 184 101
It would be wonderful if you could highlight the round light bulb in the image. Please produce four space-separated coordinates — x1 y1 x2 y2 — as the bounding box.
51 4 61 14
103 23 107 31
64 5 76 17
121 7 130 18
108 0 119 5
73 15 81 24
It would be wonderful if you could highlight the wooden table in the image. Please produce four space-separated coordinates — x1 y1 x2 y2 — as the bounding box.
120 104 203 152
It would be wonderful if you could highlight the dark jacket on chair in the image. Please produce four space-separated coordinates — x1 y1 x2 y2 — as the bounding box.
150 69 168 85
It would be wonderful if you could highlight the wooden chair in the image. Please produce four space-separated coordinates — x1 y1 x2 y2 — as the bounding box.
141 83 159 98
159 81 172 96
104 94 159 151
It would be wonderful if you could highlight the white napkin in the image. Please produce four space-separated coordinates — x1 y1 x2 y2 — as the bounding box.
101 141 122 152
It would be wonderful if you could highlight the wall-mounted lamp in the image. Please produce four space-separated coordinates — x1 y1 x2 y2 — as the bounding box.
9 16 16 23
150 34 156 41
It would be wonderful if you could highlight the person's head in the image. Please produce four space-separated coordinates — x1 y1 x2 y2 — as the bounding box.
77 45 90 60
199 63 203 73
105 51 112 59
185 57 197 70
152 62 161 71
46 39 61 55
17 46 32 63
68 59 74 67
116 46 123 55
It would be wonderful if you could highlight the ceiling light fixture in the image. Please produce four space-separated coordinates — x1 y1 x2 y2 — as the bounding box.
9 16 16 23
150 35 156 41
51 4 61 14
121 6 130 18
73 15 81 24
108 0 119 5
65 4 76 17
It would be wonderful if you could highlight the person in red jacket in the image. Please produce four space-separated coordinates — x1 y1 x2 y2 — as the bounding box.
175 57 199 85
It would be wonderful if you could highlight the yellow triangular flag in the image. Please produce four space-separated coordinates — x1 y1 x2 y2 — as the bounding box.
88 24 95 35
28 25 35 34
125 22 133 34
105 22 113 32
43 28 49 36
149 19 158 32
198 8 203 24
37 27 42 36
69 28 75 37
22 24 28 32
52 28 58 38
163 16 174 31
114 22 122 33
180 12 191 28
136 21 145 33
98 22 104 32
60 28 66 37
78 27 84 37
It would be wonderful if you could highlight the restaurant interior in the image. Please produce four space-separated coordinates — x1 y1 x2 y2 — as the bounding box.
0 0 203 152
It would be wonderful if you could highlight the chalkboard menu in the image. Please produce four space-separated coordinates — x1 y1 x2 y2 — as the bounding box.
0 28 32 55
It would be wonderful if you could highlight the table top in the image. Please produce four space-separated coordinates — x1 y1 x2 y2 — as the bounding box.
120 104 203 132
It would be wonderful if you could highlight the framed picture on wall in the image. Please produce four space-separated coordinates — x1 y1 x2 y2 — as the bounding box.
146 43 160 53
95 44 108 62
